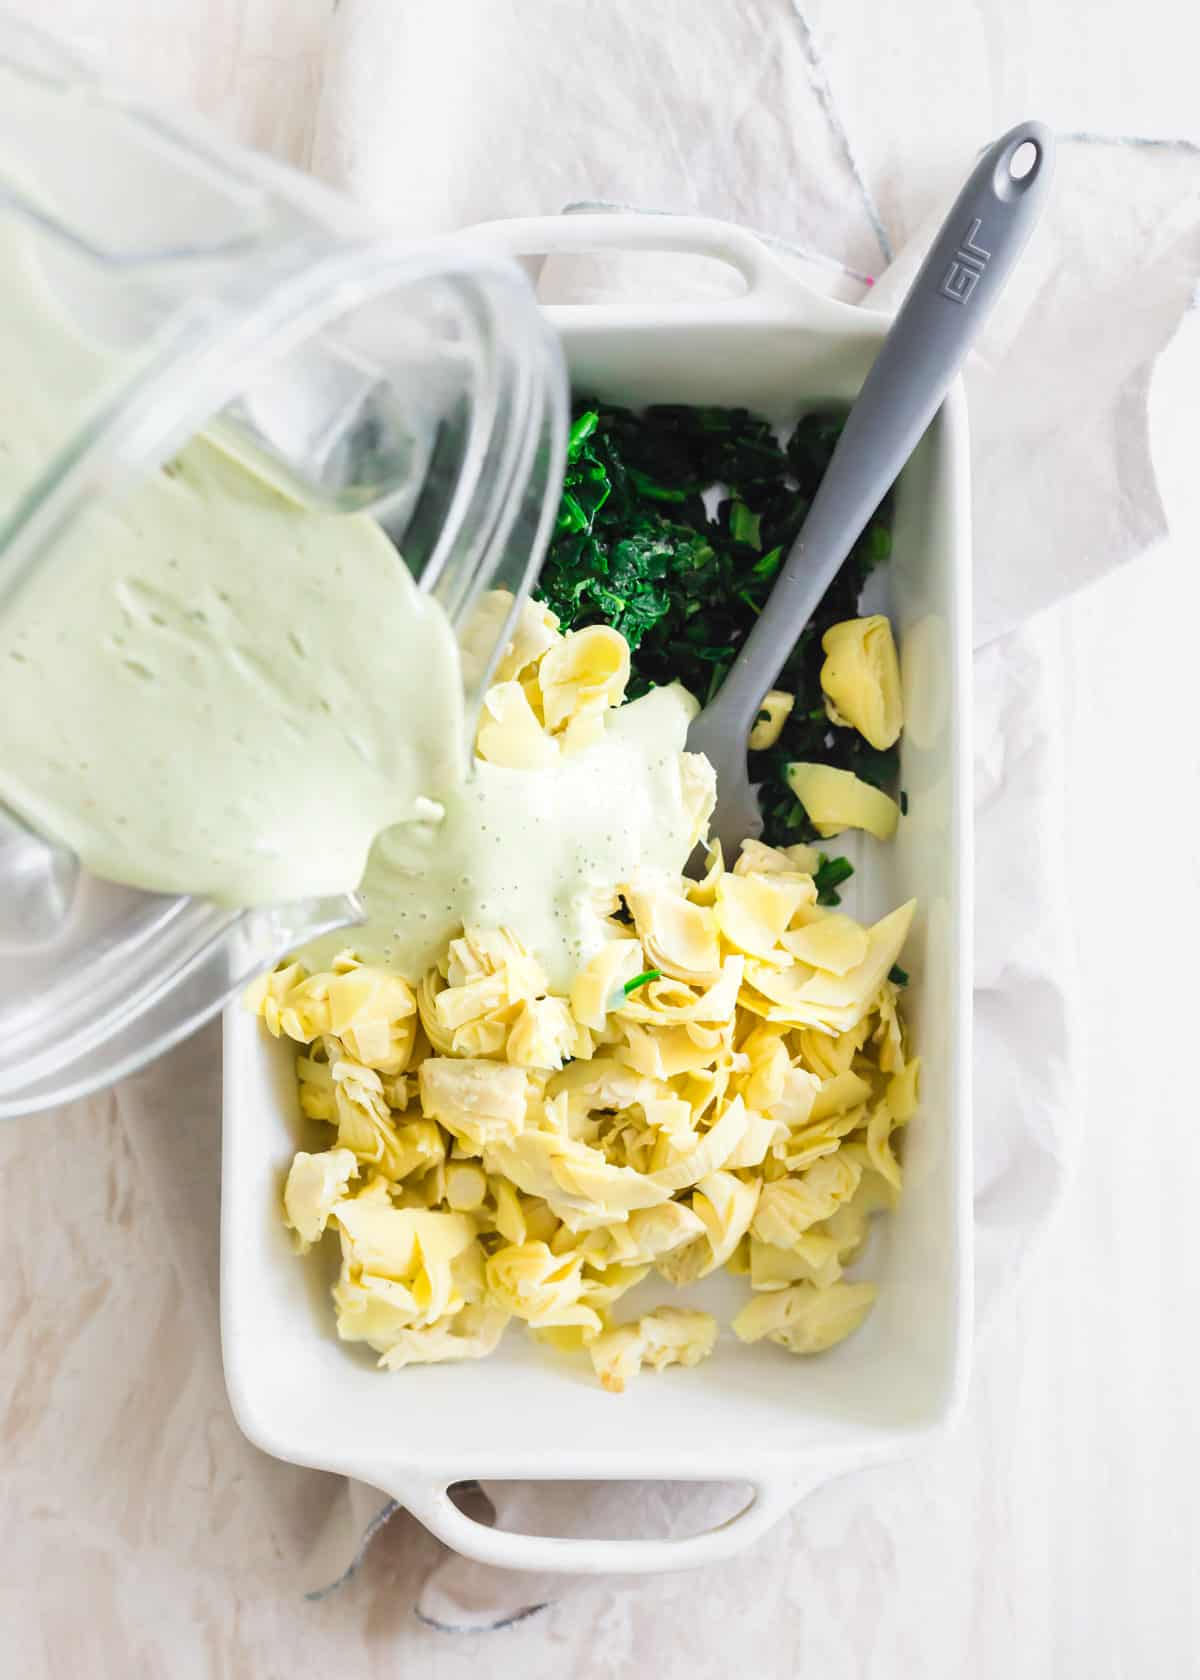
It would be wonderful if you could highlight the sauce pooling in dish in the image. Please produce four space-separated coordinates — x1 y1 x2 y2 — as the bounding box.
298 683 713 991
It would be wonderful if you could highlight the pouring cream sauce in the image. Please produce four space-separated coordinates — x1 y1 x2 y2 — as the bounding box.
0 232 708 979
299 682 711 990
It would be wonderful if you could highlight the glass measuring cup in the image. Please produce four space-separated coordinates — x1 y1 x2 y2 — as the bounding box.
0 17 567 1115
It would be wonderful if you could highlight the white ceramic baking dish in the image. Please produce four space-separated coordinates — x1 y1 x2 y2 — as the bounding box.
221 214 973 1576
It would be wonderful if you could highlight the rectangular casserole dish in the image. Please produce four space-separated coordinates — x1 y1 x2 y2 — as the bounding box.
221 214 974 1576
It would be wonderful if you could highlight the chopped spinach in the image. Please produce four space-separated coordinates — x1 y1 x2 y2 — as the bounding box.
536 401 897 849
812 853 856 907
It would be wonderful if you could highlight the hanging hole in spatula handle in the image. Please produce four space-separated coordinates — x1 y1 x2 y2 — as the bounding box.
913 120 1054 318
1003 135 1043 187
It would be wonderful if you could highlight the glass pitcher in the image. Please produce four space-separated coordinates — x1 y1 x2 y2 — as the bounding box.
0 16 567 1116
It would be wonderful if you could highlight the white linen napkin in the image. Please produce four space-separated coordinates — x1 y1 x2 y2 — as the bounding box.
104 0 1198 1633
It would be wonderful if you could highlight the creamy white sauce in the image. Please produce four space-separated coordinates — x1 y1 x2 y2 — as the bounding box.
0 234 465 907
0 229 710 979
299 684 709 990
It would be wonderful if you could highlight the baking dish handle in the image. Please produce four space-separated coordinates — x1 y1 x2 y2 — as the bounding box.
466 212 867 326
394 1472 824 1576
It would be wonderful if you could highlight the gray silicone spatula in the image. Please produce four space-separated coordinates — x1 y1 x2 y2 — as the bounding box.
688 120 1054 858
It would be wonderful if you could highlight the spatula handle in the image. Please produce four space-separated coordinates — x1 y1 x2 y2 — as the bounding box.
704 120 1054 740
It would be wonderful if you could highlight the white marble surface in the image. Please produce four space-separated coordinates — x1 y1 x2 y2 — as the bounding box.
2 4 1199 1675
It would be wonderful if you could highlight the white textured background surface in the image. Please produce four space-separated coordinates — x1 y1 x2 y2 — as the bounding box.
2 3 1199 1675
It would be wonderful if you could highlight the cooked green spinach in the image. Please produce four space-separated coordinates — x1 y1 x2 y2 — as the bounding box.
812 852 856 907
536 401 898 847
